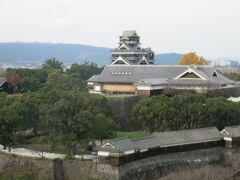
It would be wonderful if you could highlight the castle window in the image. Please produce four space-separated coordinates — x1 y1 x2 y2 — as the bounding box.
112 71 131 75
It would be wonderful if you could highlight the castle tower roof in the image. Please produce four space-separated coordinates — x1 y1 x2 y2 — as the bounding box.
111 31 155 65
121 30 139 37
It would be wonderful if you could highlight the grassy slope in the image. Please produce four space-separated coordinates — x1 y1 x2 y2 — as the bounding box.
116 131 151 140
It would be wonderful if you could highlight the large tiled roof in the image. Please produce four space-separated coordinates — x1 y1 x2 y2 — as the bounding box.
133 136 160 150
224 125 240 138
91 65 233 85
87 75 100 82
139 78 168 85
108 137 136 152
99 127 222 154
153 127 222 147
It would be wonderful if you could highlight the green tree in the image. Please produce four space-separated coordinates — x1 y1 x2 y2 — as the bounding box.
130 94 208 132
20 92 41 136
130 96 172 132
0 94 24 150
66 62 102 80
6 68 48 92
42 58 63 71
43 69 87 93
205 97 240 130
92 114 116 145
43 90 115 156
170 94 207 129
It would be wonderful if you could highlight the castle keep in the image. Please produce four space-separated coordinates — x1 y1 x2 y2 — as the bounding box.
111 31 154 65
88 31 238 97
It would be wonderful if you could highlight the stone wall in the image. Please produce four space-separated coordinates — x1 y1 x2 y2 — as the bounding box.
0 152 97 180
1 147 240 180
0 153 54 180
95 147 240 180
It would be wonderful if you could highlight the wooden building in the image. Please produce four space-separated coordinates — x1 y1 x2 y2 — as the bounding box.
221 125 240 148
0 78 15 94
97 127 224 166
88 31 238 97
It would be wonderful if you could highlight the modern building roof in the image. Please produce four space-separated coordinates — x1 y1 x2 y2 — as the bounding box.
90 65 233 86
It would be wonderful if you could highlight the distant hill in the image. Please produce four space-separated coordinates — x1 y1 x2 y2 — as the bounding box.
155 53 183 65
0 42 183 67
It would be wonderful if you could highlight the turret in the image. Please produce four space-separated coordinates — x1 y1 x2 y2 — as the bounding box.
111 31 155 65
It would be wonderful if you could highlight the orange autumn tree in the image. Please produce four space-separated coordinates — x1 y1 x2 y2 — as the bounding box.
179 52 208 65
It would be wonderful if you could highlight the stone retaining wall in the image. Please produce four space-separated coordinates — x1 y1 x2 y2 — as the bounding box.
1 147 240 180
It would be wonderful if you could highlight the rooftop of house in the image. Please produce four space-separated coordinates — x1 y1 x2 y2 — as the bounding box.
90 65 234 86
98 127 223 154
0 78 7 86
222 125 240 138
152 127 222 147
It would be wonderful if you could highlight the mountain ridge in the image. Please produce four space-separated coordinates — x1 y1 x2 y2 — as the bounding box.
0 42 183 67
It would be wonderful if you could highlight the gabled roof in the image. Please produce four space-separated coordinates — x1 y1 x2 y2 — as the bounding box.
105 137 136 152
92 65 233 85
138 56 149 65
0 78 7 86
175 68 207 80
111 56 133 65
98 127 222 154
118 42 131 50
87 75 100 82
221 125 240 138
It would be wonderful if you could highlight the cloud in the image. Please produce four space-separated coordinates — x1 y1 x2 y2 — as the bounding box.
0 0 240 57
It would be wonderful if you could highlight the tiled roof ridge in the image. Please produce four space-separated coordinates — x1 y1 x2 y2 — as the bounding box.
109 137 129 141
154 126 218 135
225 125 240 129
107 64 214 68
132 135 155 141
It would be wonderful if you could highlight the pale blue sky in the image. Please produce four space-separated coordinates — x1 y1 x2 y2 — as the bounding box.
0 0 239 58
